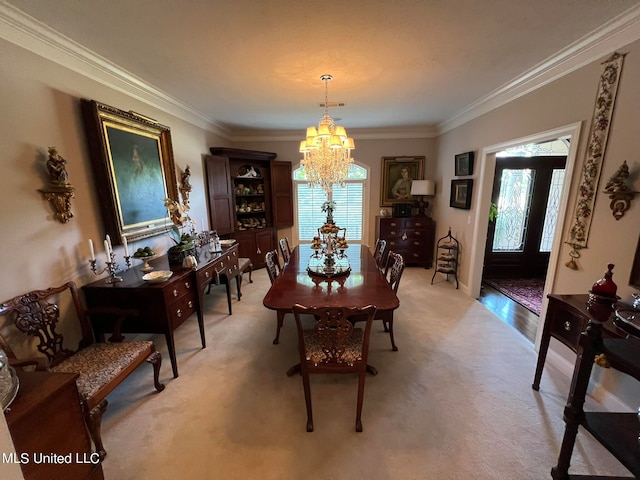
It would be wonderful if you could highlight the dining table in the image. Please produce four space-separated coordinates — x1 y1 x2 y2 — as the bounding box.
263 244 400 375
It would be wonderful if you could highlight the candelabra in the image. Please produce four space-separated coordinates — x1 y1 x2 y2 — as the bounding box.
90 251 131 284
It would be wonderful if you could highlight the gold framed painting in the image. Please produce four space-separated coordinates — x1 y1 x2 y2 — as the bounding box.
81 100 179 244
380 156 425 206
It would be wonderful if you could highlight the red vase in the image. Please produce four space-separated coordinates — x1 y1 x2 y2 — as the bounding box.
591 263 618 298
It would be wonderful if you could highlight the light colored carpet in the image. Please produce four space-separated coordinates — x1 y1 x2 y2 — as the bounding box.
99 267 630 479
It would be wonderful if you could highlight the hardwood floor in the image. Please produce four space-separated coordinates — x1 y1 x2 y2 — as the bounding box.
477 283 539 343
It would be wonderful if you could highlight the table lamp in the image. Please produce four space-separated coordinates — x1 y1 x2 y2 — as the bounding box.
410 180 435 216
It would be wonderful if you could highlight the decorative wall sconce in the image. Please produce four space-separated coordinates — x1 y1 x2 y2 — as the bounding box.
603 161 637 220
38 147 75 223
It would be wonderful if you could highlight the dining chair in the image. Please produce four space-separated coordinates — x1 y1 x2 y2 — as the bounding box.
379 251 405 351
373 238 387 272
265 249 280 284
279 237 292 265
265 249 286 344
291 304 377 432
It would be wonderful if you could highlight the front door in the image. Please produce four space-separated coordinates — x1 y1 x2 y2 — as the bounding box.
483 156 566 278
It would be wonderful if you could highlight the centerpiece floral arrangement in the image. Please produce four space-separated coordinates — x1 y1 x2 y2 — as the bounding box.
164 197 197 263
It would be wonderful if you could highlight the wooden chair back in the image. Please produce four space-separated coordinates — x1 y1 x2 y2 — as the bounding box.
279 237 291 265
292 304 377 432
385 251 406 293
265 249 280 284
373 239 387 271
0 282 94 366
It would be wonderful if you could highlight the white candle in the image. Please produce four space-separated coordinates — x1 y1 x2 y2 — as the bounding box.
104 239 111 258
88 239 95 261
106 234 112 249
122 236 129 257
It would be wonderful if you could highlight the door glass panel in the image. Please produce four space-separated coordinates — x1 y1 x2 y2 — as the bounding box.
492 169 534 252
539 169 565 252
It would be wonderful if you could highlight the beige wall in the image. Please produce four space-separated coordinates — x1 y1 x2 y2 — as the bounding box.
435 41 639 303
236 137 436 247
0 38 227 300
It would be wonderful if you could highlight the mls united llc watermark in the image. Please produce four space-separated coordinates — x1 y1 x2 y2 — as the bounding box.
3 452 101 465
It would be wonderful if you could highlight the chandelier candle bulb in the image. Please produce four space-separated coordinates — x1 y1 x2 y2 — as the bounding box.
121 236 129 257
104 240 110 258
88 239 95 261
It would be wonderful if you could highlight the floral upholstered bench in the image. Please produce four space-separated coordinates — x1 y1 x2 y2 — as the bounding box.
0 281 165 460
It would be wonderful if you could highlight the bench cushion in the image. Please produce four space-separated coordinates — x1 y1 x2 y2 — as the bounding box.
51 341 153 401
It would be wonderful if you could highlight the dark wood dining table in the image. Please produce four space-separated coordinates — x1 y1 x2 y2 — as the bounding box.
263 244 400 375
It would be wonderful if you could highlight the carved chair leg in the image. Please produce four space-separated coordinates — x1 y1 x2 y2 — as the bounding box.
388 319 398 351
356 370 366 432
86 399 108 461
273 311 285 344
146 350 166 392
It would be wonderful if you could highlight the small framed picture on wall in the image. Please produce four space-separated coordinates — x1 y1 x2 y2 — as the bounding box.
450 179 473 209
454 151 474 176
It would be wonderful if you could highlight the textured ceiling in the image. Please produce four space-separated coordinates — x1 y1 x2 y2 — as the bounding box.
4 0 640 133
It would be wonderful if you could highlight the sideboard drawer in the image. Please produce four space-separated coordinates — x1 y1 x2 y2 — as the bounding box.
168 292 197 328
163 277 195 302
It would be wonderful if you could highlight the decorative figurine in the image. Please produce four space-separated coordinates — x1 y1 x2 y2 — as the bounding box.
39 146 75 223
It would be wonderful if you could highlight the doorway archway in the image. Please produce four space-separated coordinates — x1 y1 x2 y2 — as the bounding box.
468 122 582 350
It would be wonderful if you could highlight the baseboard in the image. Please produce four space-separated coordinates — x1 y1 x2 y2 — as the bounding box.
546 347 633 411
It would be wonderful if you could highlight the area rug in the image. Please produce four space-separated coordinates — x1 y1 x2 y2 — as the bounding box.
484 277 545 315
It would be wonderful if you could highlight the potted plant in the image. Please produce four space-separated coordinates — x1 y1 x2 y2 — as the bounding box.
167 225 197 265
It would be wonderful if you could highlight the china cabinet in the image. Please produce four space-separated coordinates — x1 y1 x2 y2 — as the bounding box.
431 227 459 288
205 148 293 268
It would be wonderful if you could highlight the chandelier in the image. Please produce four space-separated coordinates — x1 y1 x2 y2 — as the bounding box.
299 74 355 193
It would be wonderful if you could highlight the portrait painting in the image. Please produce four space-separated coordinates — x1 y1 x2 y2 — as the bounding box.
380 156 425 206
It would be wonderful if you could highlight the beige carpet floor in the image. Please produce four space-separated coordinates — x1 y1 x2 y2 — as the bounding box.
98 266 631 479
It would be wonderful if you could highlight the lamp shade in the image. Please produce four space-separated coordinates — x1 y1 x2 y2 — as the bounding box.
410 180 435 196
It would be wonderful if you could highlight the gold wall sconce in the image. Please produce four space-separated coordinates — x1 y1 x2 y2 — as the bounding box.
39 146 75 223
603 161 637 220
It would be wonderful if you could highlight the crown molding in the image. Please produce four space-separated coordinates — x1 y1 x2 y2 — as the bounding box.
0 1 231 138
438 4 640 134
229 125 439 143
3 2 640 141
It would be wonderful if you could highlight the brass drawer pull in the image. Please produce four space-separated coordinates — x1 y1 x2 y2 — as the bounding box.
390 222 397 227
176 309 182 318
188 301 193 308
564 321 572 331
173 289 178 297
184 282 190 289
390 230 397 235
205 271 210 278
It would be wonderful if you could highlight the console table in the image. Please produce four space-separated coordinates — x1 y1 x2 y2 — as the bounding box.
83 244 240 378
5 371 104 480
532 294 624 391
551 301 640 478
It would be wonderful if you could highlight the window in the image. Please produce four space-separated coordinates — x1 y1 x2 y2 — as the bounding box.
293 164 368 244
